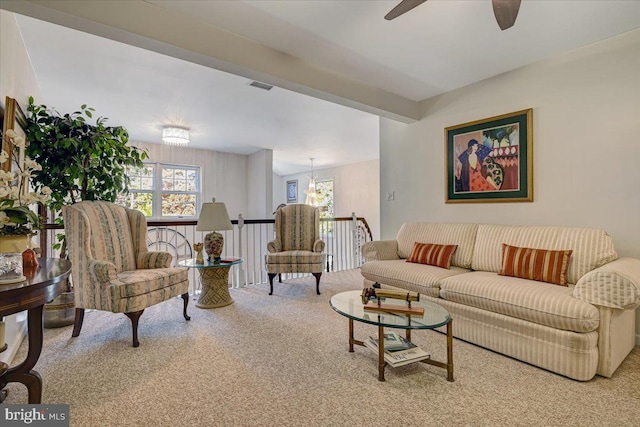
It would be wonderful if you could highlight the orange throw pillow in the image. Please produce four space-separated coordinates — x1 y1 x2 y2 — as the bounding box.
499 244 573 286
406 242 458 269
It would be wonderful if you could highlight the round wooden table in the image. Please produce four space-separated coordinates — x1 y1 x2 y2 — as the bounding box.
0 258 72 403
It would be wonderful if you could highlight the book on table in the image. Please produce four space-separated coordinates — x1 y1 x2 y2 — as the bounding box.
364 336 430 368
369 332 416 351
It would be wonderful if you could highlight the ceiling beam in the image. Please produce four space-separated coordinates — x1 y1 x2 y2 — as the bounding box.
1 0 420 123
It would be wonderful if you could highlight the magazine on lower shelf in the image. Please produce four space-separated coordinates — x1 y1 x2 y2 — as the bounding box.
364 337 431 368
369 333 417 352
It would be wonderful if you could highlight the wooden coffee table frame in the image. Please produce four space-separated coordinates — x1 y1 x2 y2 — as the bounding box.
348 317 454 382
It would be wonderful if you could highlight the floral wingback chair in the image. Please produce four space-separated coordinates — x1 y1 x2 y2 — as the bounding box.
266 204 325 295
62 201 191 347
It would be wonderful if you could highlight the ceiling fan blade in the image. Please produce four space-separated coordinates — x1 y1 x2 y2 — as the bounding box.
385 0 428 21
492 0 521 30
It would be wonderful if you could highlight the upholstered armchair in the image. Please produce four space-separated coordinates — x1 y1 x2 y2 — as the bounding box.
266 204 325 295
62 201 190 347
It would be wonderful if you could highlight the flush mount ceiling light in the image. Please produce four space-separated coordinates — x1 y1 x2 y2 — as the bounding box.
162 126 190 146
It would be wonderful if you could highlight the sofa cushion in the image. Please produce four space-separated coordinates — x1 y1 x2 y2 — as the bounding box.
361 259 470 297
499 244 572 286
396 223 478 269
407 243 458 269
439 271 599 333
472 224 618 284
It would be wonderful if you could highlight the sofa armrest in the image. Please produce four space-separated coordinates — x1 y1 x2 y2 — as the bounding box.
313 239 325 253
87 259 118 285
573 257 640 309
361 240 399 262
137 251 173 269
267 239 281 253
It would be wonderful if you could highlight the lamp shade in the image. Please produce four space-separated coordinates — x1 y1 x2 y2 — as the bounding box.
196 199 233 232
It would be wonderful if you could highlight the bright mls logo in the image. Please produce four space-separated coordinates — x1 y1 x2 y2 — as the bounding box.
2 405 69 426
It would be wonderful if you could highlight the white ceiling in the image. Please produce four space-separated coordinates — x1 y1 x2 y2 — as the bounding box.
10 1 640 175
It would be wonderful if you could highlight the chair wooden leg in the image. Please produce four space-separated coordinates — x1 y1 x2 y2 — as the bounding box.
125 310 144 348
312 273 322 295
71 308 85 338
268 274 276 295
278 273 282 283
181 293 191 321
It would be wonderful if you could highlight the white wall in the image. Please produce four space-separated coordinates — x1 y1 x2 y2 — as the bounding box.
279 159 380 240
133 141 249 219
272 172 284 214
247 149 273 218
380 29 640 340
0 10 44 364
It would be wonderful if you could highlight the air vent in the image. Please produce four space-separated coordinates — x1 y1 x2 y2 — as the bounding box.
249 81 274 91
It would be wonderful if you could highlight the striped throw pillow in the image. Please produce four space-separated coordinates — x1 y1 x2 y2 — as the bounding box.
406 243 458 269
499 244 573 286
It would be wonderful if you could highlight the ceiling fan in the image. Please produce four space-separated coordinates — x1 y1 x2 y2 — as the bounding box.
385 0 522 31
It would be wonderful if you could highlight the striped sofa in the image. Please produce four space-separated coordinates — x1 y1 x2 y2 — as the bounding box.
360 223 640 381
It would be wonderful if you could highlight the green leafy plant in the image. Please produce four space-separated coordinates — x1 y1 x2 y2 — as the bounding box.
24 96 148 255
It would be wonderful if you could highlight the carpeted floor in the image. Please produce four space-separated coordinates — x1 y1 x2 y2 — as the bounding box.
4 269 639 426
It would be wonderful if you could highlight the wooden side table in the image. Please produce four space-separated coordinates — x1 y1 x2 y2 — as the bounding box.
0 258 72 403
178 258 242 309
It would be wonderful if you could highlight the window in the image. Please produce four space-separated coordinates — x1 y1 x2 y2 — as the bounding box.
316 180 334 218
118 164 155 216
117 163 200 218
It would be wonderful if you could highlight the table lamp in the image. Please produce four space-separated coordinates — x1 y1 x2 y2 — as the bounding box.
196 198 233 262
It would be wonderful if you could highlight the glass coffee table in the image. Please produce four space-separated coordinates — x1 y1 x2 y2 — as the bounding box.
330 290 454 382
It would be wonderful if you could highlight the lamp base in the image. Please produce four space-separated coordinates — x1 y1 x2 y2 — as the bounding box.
204 231 224 262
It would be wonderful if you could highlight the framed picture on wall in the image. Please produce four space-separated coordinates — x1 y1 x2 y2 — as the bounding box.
445 108 533 203
2 96 29 175
286 179 298 203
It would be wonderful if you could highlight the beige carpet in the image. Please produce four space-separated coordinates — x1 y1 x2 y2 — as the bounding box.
4 269 639 426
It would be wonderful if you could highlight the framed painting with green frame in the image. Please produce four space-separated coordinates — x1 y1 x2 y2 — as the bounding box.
445 109 533 203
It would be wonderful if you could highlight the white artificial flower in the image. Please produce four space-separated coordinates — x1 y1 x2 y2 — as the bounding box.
28 192 49 204
24 158 42 171
11 136 26 148
25 193 39 205
0 133 51 234
0 170 13 182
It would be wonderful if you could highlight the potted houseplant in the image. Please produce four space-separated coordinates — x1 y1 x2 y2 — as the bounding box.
24 97 147 327
0 129 50 253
